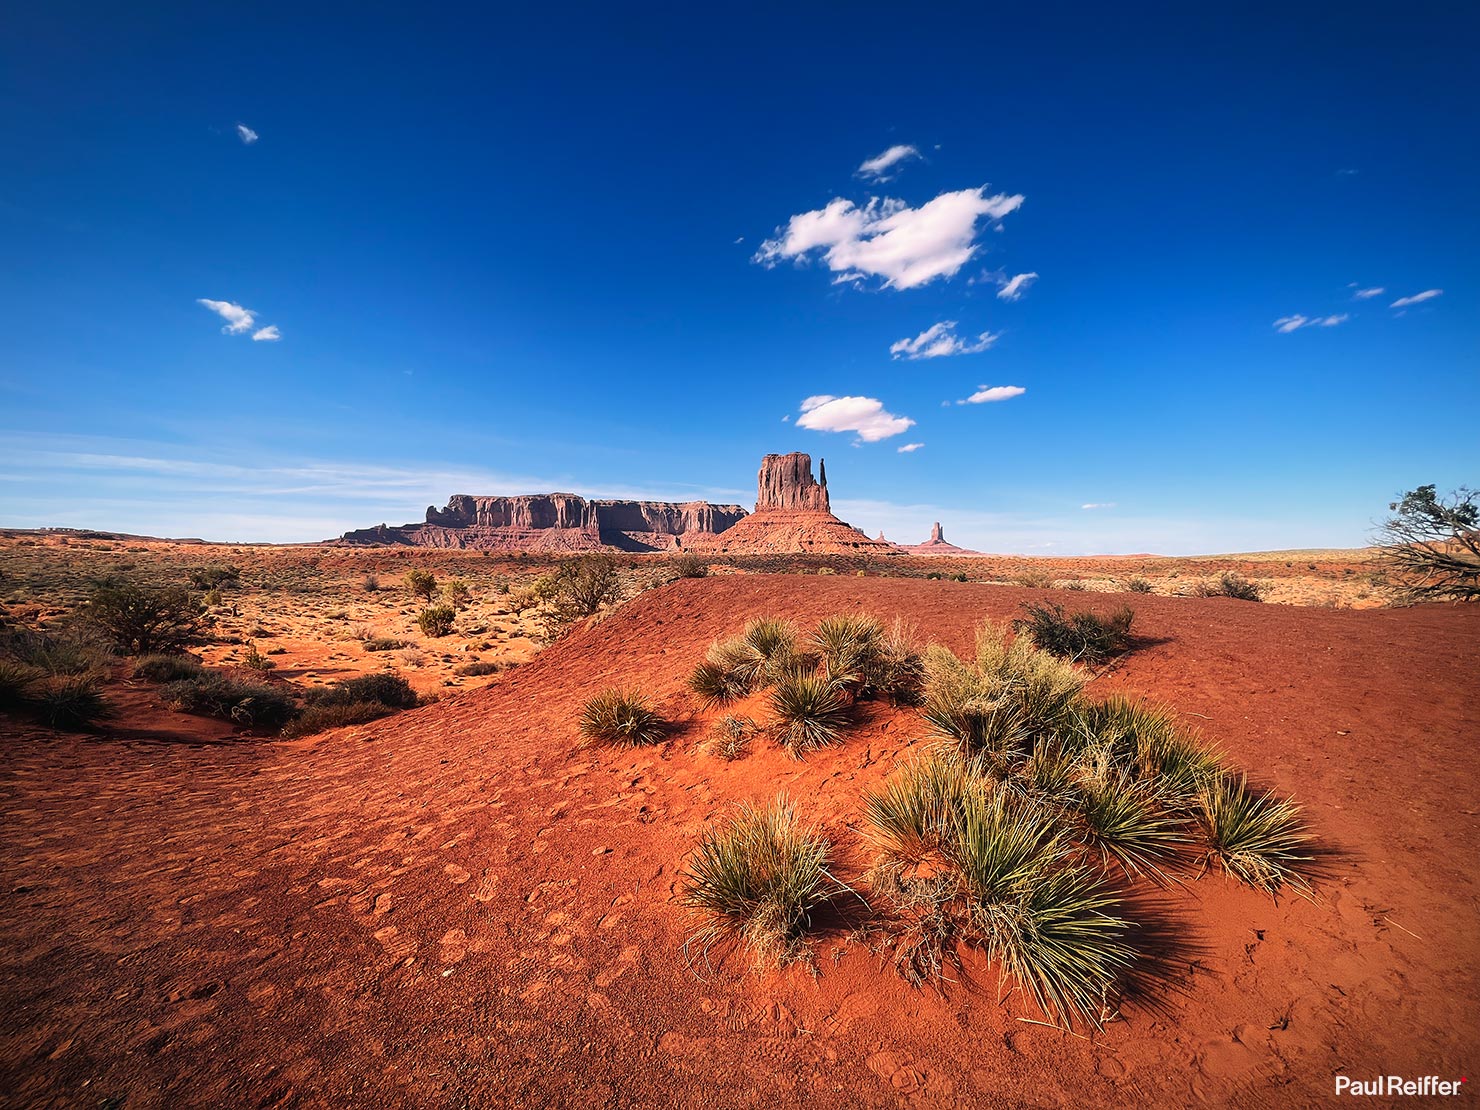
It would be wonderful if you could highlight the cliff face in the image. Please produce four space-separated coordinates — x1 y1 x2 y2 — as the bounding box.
338 494 747 552
756 452 830 513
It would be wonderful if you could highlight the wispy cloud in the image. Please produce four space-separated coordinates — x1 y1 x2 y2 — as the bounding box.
796 395 915 442
1349 285 1385 300
956 385 1026 405
755 186 1025 291
1390 289 1443 308
236 123 259 145
1273 313 1349 333
890 321 1000 360
996 271 1039 301
197 298 256 335
856 144 920 182
1081 502 1117 510
251 325 281 342
897 442 924 453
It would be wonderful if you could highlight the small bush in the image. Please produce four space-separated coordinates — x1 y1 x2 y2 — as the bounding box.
418 605 456 637
1195 773 1310 897
507 585 541 615
679 796 835 968
187 565 240 590
702 715 759 760
0 660 45 711
308 673 419 710
444 578 472 609
134 654 204 683
84 579 204 655
1194 572 1264 602
672 553 709 579
1 626 110 676
363 574 380 592
1124 577 1154 594
1013 603 1135 665
242 641 276 671
455 660 501 677
362 637 408 652
689 618 799 705
163 672 299 728
579 688 665 747
282 700 394 738
35 677 110 730
768 672 850 758
404 569 438 602
1012 570 1056 589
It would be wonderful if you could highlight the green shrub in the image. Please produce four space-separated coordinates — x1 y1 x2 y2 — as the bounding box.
688 618 799 705
307 673 418 710
282 700 394 738
1013 602 1135 665
550 554 620 621
768 672 850 757
134 654 204 683
417 605 455 637
812 613 884 690
578 688 665 747
679 796 835 968
242 641 276 671
1195 773 1310 896
404 569 437 601
162 672 299 728
362 637 407 652
84 579 203 655
1 626 110 676
444 578 472 609
1124 577 1154 594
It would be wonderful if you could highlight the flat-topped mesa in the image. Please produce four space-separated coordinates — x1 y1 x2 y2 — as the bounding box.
756 452 830 513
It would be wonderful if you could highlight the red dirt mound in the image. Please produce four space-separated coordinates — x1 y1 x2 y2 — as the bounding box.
2 578 1477 1108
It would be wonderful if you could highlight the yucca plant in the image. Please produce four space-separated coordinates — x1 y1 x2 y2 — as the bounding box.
862 749 984 871
687 659 749 707
703 715 759 761
0 660 44 711
578 687 666 747
769 672 850 757
689 618 799 705
35 677 110 730
680 795 835 968
1195 773 1310 897
1069 772 1189 882
812 613 885 692
867 617 927 705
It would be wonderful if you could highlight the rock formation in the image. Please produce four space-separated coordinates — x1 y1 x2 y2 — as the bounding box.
685 452 896 555
898 520 981 555
337 494 746 552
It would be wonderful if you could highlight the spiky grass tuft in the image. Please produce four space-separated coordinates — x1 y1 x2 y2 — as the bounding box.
1195 772 1310 897
689 618 800 705
812 613 885 691
578 687 666 747
1069 771 1189 882
769 672 850 757
34 677 110 730
862 748 985 870
680 795 835 968
702 715 759 761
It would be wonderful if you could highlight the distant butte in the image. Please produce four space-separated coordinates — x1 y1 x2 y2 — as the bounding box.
685 453 896 555
897 521 980 555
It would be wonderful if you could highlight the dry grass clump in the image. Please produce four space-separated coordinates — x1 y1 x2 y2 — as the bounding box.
282 700 395 738
680 795 836 969
162 671 298 728
1193 572 1265 601
578 687 666 747
134 653 204 683
702 715 760 760
0 625 112 730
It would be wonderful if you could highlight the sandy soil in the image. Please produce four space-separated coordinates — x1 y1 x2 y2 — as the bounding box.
2 576 1476 1108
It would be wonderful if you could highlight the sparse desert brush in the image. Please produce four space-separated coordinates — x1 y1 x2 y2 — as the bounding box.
768 671 850 757
362 636 408 652
506 585 541 615
34 676 110 730
672 553 709 579
362 573 380 592
2 625 111 677
83 578 203 655
679 795 836 969
550 554 619 620
1124 576 1154 594
1013 602 1135 665
242 641 276 671
282 700 395 738
1195 772 1310 897
1194 572 1264 601
307 673 418 710
1060 579 1087 591
134 654 203 683
578 687 666 747
163 672 299 729
1011 570 1056 589
443 578 472 609
404 569 438 602
187 565 240 591
417 605 456 637
455 660 501 677
702 715 759 760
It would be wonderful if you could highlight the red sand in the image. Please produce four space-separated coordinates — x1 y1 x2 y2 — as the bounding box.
3 577 1478 1108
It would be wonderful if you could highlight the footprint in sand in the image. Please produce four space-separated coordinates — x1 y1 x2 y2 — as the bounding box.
444 863 471 885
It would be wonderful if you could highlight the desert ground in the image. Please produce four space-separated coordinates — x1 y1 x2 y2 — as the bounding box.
2 537 1476 1107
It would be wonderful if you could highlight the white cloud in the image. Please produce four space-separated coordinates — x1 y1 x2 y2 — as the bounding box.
1272 313 1349 333
796 395 915 442
1350 285 1385 300
251 325 281 342
856 144 920 182
957 385 1026 405
236 123 259 145
1390 289 1442 308
890 321 1000 360
197 298 256 335
755 186 1025 291
897 442 924 453
1081 502 1117 510
996 272 1039 301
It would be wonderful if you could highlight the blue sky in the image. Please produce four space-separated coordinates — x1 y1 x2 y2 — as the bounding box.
2 3 1475 553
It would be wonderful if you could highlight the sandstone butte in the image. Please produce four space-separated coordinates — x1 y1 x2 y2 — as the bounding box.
896 520 981 556
334 452 940 555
